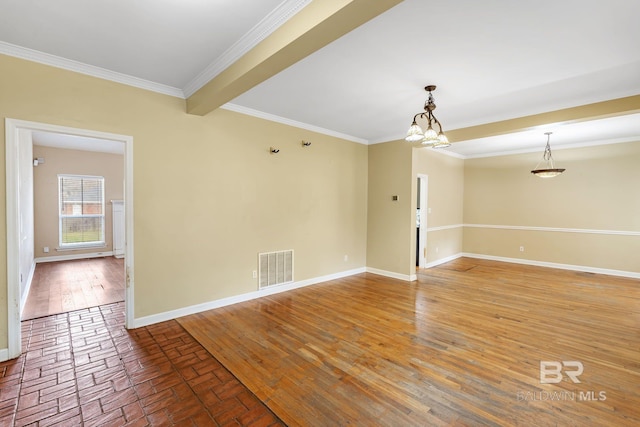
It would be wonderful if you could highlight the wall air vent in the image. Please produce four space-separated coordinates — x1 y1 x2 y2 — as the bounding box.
258 250 294 289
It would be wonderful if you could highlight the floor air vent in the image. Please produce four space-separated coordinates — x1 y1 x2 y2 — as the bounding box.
259 250 293 289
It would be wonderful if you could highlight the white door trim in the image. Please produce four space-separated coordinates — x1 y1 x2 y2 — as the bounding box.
4 118 135 360
417 174 428 268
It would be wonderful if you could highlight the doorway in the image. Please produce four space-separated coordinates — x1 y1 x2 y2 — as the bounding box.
416 175 427 268
5 118 135 360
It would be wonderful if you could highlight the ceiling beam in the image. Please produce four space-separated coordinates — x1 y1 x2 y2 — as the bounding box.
446 95 640 143
186 0 403 116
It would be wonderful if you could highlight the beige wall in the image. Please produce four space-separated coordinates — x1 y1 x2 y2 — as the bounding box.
412 147 464 263
365 142 465 276
366 141 414 276
366 137 639 277
0 54 369 349
33 146 124 259
2 52 638 353
463 141 640 272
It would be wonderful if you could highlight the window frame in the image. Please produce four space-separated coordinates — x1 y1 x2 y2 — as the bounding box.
58 174 106 249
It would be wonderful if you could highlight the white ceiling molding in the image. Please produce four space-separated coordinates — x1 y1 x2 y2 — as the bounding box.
428 149 465 159
2 0 638 156
0 1 312 100
32 130 125 154
222 103 369 145
0 41 184 99
182 0 312 98
457 136 640 160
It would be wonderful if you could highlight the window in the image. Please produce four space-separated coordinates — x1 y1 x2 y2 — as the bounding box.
58 175 105 248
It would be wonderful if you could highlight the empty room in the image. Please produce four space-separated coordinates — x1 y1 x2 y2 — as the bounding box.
1 1 639 426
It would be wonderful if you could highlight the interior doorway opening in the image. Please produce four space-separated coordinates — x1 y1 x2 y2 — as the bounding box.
416 175 427 268
5 118 134 361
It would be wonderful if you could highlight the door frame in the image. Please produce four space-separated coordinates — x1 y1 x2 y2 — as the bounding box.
416 173 429 268
417 174 428 268
5 118 135 360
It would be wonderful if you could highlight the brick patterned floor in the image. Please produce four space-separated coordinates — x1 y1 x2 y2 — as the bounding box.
0 302 285 426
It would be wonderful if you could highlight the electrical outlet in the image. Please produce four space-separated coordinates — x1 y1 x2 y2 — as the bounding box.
252 270 257 279
344 255 348 262
519 246 525 252
436 247 439 253
43 246 49 253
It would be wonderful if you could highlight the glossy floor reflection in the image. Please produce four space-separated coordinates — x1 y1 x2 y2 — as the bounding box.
179 258 640 426
23 257 125 320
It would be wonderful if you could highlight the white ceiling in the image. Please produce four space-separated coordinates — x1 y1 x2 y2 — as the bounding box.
447 113 640 158
32 131 124 155
2 0 639 156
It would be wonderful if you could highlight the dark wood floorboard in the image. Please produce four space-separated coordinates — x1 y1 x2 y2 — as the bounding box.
23 257 125 320
178 257 640 426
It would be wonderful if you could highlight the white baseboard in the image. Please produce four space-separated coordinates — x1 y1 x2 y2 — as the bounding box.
133 267 367 328
424 253 463 268
20 260 37 316
365 267 416 282
35 251 114 263
0 348 8 362
462 252 640 279
132 253 639 330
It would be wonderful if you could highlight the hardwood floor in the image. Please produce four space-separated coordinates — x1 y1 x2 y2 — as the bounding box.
178 258 640 426
23 257 125 320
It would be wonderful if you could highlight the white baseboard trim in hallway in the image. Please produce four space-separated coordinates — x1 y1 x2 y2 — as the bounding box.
365 267 416 282
35 251 114 264
423 253 463 269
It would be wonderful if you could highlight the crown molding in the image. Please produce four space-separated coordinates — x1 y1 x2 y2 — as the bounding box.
0 1 312 99
182 0 312 98
370 134 640 158
460 135 640 159
0 41 184 98
222 103 369 144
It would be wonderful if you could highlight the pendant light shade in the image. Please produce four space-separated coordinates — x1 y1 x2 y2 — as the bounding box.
531 132 565 178
405 85 450 148
405 121 425 142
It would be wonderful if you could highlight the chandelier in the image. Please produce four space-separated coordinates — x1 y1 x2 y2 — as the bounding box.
531 132 565 178
405 85 450 148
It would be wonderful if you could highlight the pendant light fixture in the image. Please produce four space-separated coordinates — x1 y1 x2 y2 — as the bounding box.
405 85 450 148
531 132 565 178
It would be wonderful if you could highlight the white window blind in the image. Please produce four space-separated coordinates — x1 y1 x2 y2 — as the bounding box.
58 175 105 248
